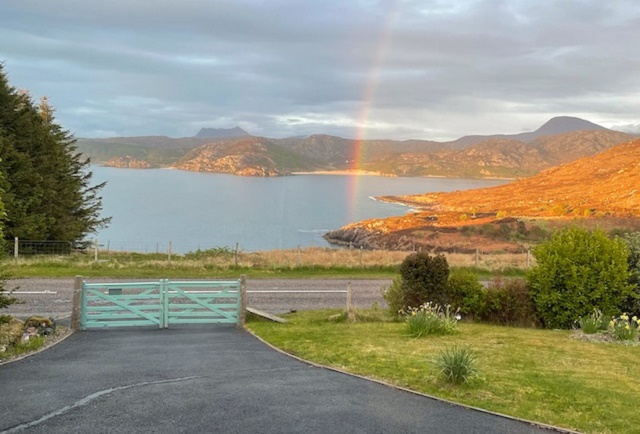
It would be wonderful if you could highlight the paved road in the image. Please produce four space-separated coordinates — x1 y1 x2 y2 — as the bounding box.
0 327 558 434
5 278 393 318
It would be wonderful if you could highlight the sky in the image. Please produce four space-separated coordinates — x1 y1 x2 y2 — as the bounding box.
1 0 639 141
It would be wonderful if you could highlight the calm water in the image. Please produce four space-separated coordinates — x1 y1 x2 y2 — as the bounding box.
91 167 507 253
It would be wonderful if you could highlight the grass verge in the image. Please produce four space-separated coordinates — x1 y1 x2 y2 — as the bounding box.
2 248 529 279
247 309 640 434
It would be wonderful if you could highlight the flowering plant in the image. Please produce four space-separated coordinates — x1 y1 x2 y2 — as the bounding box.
403 302 460 337
609 314 640 341
576 309 608 334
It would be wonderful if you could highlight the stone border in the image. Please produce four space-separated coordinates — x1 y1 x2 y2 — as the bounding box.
245 328 582 434
0 327 75 366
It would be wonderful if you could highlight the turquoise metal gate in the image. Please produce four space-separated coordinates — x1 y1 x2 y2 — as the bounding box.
80 278 245 329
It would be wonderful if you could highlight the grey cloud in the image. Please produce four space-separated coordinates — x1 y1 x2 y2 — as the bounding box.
0 0 638 140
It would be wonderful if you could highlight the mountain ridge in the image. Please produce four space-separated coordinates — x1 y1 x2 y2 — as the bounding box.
194 126 250 139
75 116 633 179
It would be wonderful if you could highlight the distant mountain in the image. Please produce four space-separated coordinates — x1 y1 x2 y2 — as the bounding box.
76 116 631 178
273 134 445 168
194 126 250 139
447 116 609 149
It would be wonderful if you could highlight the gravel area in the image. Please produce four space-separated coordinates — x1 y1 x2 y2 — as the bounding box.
4 277 392 319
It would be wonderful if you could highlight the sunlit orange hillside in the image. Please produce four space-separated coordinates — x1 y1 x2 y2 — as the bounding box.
325 139 640 252
393 138 640 218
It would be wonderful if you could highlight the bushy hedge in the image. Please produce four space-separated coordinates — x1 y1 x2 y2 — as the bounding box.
622 232 640 315
446 268 485 319
527 227 633 329
479 277 538 327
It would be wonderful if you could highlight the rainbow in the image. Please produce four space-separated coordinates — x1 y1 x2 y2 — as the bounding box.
347 4 400 222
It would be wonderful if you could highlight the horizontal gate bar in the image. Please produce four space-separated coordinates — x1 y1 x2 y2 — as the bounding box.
81 278 244 329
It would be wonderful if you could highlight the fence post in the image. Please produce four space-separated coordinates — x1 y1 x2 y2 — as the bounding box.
475 249 479 268
359 246 363 268
234 242 239 267
297 245 301 267
71 275 83 331
14 237 18 260
237 275 247 328
94 239 98 262
168 241 172 262
526 249 531 269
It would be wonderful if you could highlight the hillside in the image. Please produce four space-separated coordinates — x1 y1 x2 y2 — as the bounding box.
325 138 640 252
75 136 213 165
173 137 321 176
365 130 632 178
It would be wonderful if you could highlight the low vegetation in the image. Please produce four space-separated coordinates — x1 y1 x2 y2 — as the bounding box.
2 247 531 279
248 309 640 434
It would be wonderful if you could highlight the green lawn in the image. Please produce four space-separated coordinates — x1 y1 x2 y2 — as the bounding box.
248 309 640 434
4 262 399 279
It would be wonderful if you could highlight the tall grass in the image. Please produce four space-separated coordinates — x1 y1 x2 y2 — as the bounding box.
434 345 478 385
7 247 534 273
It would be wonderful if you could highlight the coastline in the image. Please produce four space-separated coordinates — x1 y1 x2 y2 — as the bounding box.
291 170 393 176
95 164 515 181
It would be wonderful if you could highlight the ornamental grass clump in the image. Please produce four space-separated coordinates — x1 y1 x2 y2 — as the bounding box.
404 302 460 337
577 309 608 334
434 345 478 385
609 314 640 341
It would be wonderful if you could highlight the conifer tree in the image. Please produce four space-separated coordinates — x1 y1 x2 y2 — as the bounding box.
0 63 110 244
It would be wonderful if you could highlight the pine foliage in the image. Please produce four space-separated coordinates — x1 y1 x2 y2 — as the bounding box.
0 64 110 243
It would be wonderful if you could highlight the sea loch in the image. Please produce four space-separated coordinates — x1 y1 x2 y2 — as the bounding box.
91 166 508 253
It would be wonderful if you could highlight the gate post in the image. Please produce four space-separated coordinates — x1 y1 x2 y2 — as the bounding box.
162 279 169 329
71 275 83 331
237 275 247 328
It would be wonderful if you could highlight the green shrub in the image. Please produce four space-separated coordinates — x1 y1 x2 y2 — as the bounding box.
446 269 485 319
528 227 633 329
577 309 608 334
397 252 449 311
184 246 234 259
382 276 405 316
621 232 640 314
434 345 478 385
479 277 537 327
404 302 459 337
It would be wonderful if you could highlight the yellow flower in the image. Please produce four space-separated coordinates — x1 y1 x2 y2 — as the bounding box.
634 316 638 322
621 314 629 321
610 320 615 327
626 325 630 330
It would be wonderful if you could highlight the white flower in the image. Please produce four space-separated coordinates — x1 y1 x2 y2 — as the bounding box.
455 314 462 320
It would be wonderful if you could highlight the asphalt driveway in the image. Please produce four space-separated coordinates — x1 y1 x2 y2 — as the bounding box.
1 326 563 434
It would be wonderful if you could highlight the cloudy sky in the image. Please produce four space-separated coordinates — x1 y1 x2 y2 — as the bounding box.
1 0 639 141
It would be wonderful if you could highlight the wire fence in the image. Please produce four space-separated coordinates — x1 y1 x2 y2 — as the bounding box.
6 237 534 270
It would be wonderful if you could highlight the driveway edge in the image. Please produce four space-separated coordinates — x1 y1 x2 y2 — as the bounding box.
0 329 76 367
245 328 582 434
